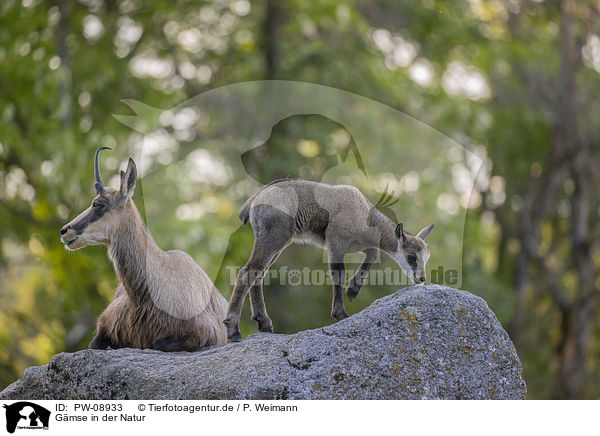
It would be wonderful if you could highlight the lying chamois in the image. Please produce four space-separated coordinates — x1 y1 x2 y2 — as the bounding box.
223 178 434 342
60 147 228 351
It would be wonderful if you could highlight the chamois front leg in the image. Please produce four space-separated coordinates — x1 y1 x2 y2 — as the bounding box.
346 248 378 301
328 251 348 321
152 336 188 352
89 326 113 350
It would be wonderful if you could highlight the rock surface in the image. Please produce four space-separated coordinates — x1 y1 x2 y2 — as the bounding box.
0 285 526 400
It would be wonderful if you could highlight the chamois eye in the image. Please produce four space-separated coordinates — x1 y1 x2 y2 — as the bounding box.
407 254 417 264
93 201 104 209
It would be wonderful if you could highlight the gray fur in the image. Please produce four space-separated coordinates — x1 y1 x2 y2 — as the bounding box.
224 178 434 342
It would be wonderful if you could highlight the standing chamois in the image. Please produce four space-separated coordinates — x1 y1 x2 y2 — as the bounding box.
60 147 228 351
223 178 435 342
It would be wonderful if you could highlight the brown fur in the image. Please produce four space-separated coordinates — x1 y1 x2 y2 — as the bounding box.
61 153 227 351
224 178 434 342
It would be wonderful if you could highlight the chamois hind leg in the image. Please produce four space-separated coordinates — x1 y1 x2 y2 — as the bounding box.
249 246 286 333
346 248 378 301
328 250 348 321
224 225 291 342
223 268 251 342
249 282 273 333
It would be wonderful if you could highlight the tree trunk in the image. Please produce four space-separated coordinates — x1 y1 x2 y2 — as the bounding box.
263 0 283 79
508 248 528 351
57 0 72 127
553 300 593 399
550 0 598 399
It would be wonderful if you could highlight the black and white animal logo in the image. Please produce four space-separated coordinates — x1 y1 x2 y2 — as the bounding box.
3 402 50 433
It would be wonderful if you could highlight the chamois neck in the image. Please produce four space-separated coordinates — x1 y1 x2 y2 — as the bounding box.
369 207 399 253
107 200 162 303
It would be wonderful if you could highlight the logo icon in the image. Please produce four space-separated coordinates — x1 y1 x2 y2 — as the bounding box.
2 402 50 433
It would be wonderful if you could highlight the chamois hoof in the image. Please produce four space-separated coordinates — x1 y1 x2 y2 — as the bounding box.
252 314 273 333
331 310 349 321
223 316 243 342
258 322 273 333
345 285 360 302
227 332 243 342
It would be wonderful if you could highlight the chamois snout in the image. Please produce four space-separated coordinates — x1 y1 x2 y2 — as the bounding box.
60 225 78 248
60 225 74 241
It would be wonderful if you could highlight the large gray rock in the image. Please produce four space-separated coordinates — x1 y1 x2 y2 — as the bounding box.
0 285 526 399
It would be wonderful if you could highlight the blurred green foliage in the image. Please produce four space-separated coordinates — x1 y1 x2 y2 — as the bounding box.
1 0 599 399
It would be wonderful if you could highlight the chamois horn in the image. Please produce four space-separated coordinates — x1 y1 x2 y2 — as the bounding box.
94 146 111 193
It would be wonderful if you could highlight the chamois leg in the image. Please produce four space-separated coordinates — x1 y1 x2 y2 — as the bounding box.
249 283 273 333
224 238 289 342
223 266 252 342
328 251 348 321
346 248 378 301
249 247 285 333
152 336 187 352
89 326 113 350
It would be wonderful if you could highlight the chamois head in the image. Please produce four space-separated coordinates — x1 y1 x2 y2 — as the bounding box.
393 223 434 284
60 147 138 251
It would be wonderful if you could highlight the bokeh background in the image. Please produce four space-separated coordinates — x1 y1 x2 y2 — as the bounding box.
1 0 599 399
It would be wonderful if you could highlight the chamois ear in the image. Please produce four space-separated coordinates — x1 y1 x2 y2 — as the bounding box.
120 157 137 198
395 223 405 241
416 223 435 240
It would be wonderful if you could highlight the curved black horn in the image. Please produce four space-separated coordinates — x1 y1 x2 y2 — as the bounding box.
94 146 111 192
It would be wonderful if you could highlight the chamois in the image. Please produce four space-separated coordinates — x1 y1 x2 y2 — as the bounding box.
223 178 434 342
60 147 228 351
